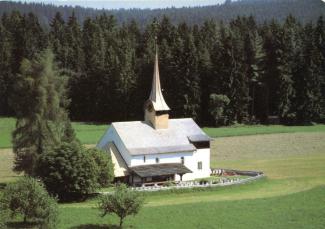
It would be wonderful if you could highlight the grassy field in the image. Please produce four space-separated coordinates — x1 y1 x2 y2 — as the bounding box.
55 132 325 229
1 130 325 228
0 117 108 148
1 116 325 148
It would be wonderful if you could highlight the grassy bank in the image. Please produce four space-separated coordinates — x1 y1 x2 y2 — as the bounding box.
1 131 325 228
1 116 325 148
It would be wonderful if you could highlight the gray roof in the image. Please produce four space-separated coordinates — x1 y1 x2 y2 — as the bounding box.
188 134 211 142
130 163 192 177
111 118 210 155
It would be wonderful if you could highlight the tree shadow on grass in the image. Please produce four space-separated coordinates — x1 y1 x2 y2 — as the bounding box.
0 182 7 190
70 224 121 229
6 221 39 228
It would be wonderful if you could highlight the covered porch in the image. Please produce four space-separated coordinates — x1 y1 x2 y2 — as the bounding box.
129 163 192 186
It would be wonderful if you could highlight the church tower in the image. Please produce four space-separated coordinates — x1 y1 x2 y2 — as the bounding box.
144 45 170 129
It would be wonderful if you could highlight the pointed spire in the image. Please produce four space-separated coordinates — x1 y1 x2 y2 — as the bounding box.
148 39 170 111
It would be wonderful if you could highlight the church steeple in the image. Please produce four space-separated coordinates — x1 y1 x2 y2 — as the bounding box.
149 46 170 111
144 41 170 129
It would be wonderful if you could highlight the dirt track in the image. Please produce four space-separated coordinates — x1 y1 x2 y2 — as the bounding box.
211 132 325 162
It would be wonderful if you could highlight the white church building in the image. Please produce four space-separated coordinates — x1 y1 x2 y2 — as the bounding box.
97 50 211 186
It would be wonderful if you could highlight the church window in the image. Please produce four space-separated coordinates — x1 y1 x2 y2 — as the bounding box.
143 156 146 163
156 157 159 163
181 157 184 165
198 161 202 170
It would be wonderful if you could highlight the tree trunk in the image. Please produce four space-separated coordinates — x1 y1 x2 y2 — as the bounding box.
119 217 124 228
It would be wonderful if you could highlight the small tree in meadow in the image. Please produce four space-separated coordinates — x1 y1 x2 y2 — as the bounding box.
0 176 58 228
98 184 145 228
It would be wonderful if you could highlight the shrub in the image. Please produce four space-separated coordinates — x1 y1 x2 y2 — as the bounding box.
36 142 98 201
98 184 145 227
0 177 58 228
199 179 209 185
209 94 231 126
87 148 114 187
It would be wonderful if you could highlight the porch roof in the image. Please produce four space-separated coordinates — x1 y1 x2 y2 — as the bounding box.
130 163 192 178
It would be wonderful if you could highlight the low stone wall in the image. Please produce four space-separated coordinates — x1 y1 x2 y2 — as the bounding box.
131 170 265 192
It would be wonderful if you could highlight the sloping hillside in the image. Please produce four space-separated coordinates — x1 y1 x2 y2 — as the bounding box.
0 0 324 27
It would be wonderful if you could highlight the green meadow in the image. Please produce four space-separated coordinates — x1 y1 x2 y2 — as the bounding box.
1 117 325 148
56 132 325 229
1 116 325 228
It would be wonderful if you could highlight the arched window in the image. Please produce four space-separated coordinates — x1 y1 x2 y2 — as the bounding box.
156 157 159 163
143 156 146 163
181 157 184 165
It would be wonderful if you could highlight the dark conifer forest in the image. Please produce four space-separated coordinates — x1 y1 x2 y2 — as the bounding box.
0 2 325 126
1 0 325 27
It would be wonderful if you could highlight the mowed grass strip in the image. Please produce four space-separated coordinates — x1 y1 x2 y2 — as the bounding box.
0 148 19 184
204 124 325 138
59 185 325 229
1 116 325 148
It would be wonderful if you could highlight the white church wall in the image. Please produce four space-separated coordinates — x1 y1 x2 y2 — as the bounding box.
97 127 132 165
131 151 193 166
174 148 210 181
130 148 211 181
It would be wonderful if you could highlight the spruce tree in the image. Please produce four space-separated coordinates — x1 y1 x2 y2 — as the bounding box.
0 21 12 116
293 23 322 123
260 20 283 120
278 16 299 123
314 16 325 116
49 12 67 68
169 23 200 119
3 11 25 75
22 12 47 60
112 24 137 120
65 12 84 72
10 49 71 175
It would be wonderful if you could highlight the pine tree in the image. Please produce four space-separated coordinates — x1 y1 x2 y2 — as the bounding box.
10 49 70 175
293 23 322 123
229 18 250 123
314 16 325 116
3 11 25 75
260 20 283 120
112 24 137 120
170 23 200 119
278 16 299 123
0 20 12 115
22 12 47 60
49 12 67 68
70 18 106 121
65 12 84 72
197 20 217 125
210 22 233 123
